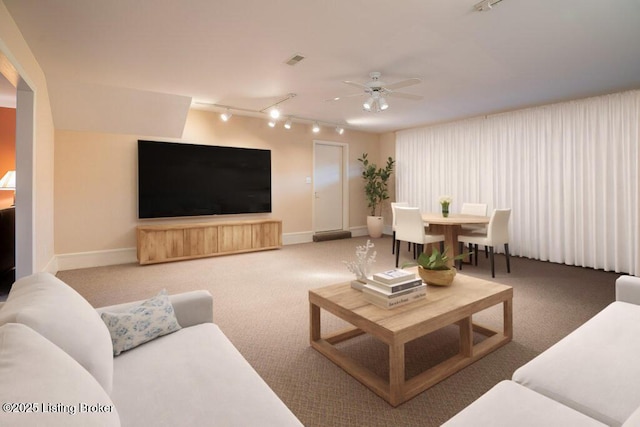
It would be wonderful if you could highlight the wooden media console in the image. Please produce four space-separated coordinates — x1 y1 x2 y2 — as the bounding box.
137 219 282 265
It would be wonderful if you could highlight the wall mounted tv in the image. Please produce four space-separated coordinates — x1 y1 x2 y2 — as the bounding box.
138 140 272 219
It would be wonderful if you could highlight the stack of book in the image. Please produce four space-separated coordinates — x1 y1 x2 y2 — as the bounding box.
362 269 426 309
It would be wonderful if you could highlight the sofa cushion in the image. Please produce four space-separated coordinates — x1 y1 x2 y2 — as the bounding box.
101 289 181 356
443 380 606 426
111 323 302 426
513 301 640 426
0 323 120 427
0 272 114 394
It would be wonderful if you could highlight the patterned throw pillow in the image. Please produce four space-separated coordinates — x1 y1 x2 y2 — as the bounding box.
101 290 182 356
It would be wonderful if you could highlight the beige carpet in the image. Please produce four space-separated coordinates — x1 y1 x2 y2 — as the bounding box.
57 236 618 426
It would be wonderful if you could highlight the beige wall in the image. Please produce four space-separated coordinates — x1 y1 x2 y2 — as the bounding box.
0 2 56 272
54 109 383 254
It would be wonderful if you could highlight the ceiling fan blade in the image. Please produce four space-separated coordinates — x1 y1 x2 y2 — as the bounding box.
383 78 422 90
387 91 423 100
343 80 370 90
325 92 366 102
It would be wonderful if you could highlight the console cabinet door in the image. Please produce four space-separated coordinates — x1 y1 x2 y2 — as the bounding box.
252 222 281 248
218 224 253 253
184 226 218 257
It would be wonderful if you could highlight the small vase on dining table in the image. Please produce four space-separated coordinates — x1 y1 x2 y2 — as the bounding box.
441 203 449 218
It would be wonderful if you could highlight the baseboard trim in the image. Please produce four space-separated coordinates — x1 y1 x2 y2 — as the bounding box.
43 256 59 275
350 226 369 237
56 248 138 271
282 231 314 245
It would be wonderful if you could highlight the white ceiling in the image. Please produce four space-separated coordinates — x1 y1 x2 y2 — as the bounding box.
3 0 640 134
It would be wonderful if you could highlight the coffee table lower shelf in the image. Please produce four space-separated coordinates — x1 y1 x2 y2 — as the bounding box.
309 275 513 407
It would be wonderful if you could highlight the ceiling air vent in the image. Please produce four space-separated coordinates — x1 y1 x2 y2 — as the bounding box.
285 54 305 66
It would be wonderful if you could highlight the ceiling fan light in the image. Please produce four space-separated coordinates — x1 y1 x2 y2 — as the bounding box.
270 108 280 119
379 97 389 110
363 96 374 111
284 119 292 129
220 109 232 122
312 122 320 133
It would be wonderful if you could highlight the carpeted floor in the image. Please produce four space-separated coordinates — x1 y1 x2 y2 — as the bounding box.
57 236 619 426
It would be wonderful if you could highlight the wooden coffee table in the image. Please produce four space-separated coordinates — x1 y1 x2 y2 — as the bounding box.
309 271 513 406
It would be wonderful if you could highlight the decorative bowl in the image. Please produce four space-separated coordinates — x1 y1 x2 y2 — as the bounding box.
418 266 456 286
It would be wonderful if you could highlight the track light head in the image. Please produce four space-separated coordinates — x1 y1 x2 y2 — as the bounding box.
220 109 232 122
268 119 276 128
312 122 320 133
269 108 280 119
284 119 292 129
336 126 344 135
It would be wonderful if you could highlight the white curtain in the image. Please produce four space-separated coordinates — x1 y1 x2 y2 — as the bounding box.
396 90 640 274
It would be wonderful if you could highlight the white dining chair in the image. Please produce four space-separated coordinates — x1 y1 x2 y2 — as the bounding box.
394 207 445 268
391 202 409 254
460 202 488 258
457 208 511 278
460 202 488 231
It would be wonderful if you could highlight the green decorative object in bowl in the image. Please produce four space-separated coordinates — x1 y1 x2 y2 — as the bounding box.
403 247 468 287
418 265 456 286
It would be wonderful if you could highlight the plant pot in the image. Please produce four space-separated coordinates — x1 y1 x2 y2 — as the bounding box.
366 216 384 238
418 266 457 286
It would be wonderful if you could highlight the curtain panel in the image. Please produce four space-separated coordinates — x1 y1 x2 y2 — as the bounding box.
396 90 640 274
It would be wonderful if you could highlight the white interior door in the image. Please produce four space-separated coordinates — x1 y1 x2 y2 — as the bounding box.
314 142 345 233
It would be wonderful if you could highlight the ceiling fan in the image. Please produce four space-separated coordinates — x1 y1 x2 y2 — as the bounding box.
330 72 423 112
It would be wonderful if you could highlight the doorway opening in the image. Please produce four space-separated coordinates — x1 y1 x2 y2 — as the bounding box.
0 51 35 285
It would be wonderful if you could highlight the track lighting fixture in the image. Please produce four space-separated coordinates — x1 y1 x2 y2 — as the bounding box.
196 98 347 134
269 108 280 119
220 108 232 122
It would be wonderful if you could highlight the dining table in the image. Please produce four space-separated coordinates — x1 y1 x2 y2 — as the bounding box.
421 213 490 267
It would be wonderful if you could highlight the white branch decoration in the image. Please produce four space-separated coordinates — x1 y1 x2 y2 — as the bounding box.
343 240 376 282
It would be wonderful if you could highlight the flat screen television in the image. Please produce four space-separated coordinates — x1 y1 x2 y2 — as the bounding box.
138 140 271 219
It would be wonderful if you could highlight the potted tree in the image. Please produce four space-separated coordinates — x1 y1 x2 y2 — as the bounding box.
403 247 467 286
358 153 395 238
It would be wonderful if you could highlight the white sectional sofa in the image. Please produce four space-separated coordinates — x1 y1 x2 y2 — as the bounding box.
0 272 302 427
444 275 640 427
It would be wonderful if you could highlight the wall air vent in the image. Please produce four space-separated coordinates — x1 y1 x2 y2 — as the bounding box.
285 54 305 66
